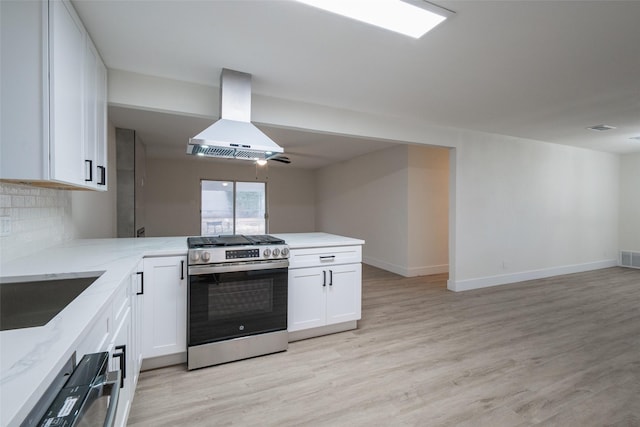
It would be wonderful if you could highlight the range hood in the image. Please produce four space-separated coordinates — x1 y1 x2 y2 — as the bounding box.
187 68 283 161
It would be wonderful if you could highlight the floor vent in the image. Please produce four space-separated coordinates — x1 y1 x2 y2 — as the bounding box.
620 251 640 269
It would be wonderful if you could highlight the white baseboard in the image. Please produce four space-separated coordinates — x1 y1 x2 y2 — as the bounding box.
408 264 449 276
363 256 448 277
288 321 357 342
141 352 186 371
448 259 618 292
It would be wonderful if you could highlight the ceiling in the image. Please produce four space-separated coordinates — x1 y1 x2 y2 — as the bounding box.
73 0 640 167
108 105 398 168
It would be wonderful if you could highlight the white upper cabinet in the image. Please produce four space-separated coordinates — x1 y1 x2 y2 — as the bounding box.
0 0 108 190
49 0 85 186
82 38 108 189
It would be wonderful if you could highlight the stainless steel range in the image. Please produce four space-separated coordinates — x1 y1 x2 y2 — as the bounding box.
187 235 289 370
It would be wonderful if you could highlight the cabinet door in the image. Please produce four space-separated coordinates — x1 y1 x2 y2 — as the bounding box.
83 39 108 190
131 262 144 387
95 56 108 189
82 39 97 188
142 256 187 358
326 263 362 325
288 266 327 332
110 307 132 427
49 0 85 186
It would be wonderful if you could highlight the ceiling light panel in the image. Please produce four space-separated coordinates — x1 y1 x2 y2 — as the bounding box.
296 0 453 39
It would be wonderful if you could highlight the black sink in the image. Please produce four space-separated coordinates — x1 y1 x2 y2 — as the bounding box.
0 272 104 331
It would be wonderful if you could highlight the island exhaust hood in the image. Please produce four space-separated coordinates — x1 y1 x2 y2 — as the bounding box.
187 68 283 161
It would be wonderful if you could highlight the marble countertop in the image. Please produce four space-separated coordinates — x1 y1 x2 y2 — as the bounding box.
0 232 363 425
0 237 188 427
272 232 365 249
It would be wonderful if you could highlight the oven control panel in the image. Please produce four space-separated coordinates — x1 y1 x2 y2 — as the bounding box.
226 248 260 259
189 245 289 265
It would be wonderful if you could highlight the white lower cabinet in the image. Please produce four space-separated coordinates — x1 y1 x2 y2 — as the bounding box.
73 268 139 427
326 263 362 324
142 256 187 359
288 245 362 337
109 306 132 427
288 267 327 331
131 261 144 386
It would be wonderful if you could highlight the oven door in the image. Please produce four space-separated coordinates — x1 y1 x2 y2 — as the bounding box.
188 260 288 347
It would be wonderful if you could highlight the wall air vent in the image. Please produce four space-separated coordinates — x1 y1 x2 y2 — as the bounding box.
620 251 640 269
587 124 616 131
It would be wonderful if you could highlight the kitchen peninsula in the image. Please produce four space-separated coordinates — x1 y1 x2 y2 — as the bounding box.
0 233 363 426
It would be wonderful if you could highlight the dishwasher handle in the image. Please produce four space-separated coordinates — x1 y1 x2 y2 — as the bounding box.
100 370 121 427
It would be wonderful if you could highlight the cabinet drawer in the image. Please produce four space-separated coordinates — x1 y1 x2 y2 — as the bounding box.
289 245 362 269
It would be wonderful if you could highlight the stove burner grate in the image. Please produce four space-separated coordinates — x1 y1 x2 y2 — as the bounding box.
187 235 284 248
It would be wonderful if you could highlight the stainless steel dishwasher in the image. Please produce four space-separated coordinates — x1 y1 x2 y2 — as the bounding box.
21 352 120 427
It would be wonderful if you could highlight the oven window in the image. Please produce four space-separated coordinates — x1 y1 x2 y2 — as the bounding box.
188 267 288 346
208 279 273 320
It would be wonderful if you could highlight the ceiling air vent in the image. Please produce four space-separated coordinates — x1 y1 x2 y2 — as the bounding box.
587 124 616 131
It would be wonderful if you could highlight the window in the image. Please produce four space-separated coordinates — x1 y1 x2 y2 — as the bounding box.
201 180 266 235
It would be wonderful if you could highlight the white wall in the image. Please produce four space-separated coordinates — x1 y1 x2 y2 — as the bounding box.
144 156 316 237
408 145 450 275
71 122 118 238
316 144 449 276
620 153 640 252
453 135 620 290
316 146 410 274
110 70 622 291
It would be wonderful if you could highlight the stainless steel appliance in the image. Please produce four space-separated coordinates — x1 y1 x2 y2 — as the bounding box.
21 352 120 427
187 235 289 370
186 68 284 161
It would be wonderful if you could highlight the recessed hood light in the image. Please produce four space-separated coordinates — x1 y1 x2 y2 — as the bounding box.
295 0 453 39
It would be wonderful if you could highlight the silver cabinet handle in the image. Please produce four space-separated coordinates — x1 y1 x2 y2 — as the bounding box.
319 255 335 261
329 270 333 286
322 270 326 287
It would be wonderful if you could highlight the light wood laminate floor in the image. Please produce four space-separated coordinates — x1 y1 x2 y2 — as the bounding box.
128 266 640 426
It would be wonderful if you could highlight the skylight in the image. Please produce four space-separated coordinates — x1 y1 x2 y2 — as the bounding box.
295 0 453 39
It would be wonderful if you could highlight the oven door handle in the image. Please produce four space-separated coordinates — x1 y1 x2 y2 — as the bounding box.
189 259 289 275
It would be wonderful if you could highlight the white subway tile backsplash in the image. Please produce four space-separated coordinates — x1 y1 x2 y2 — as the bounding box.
11 196 24 207
0 182 74 264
